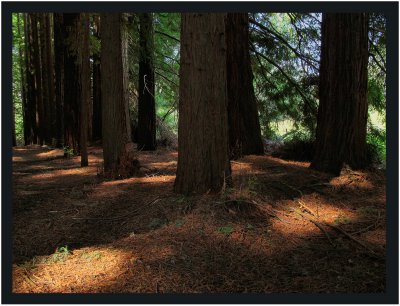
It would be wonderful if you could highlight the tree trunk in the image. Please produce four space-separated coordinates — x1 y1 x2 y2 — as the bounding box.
24 14 37 144
53 13 64 148
45 13 56 144
137 13 156 151
78 14 90 167
311 13 369 175
174 13 232 195
101 13 139 178
63 13 80 155
31 13 45 145
225 13 264 159
39 13 51 144
92 14 102 141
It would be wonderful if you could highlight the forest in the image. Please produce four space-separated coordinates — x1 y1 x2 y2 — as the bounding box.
10 12 387 294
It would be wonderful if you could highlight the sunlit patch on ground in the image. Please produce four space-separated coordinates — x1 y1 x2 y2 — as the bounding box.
12 145 386 293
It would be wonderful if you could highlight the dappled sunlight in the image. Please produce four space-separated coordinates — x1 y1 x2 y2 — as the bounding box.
35 149 64 158
12 246 136 293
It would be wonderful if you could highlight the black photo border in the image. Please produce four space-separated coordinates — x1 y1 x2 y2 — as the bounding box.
1 1 398 304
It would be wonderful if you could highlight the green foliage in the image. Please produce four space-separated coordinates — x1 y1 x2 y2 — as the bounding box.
366 125 386 165
217 226 235 235
333 215 351 226
46 245 71 263
63 146 74 157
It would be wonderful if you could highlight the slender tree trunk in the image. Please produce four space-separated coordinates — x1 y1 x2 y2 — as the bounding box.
226 13 264 159
45 13 56 144
101 13 139 177
39 13 51 144
174 13 232 195
137 13 156 151
25 14 37 144
63 13 80 155
92 14 102 141
311 13 369 175
31 13 45 145
53 13 64 148
79 13 90 166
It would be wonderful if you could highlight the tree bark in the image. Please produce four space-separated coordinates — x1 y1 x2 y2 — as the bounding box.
137 13 156 151
39 13 51 144
31 13 45 145
78 14 90 167
24 14 37 144
226 13 264 159
53 13 64 148
174 13 232 195
311 13 369 175
63 13 80 155
101 13 139 178
45 13 56 144
92 14 102 141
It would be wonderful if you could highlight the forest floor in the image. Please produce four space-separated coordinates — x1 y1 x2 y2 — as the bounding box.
12 145 386 293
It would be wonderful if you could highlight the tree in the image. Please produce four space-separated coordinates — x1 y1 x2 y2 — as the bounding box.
45 13 56 143
62 13 89 166
137 13 156 151
92 14 102 141
225 13 264 159
53 13 64 147
101 13 139 177
311 13 369 175
174 13 231 194
31 13 45 145
24 13 37 145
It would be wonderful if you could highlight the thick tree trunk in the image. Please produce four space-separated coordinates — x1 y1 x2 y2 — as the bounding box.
92 14 102 141
311 13 369 175
101 13 139 178
45 13 56 144
53 13 64 148
39 13 51 144
31 13 45 145
63 13 80 155
137 13 156 151
226 13 264 159
24 14 37 144
174 13 232 195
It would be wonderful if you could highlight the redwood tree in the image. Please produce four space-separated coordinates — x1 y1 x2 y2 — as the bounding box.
31 13 45 145
92 14 102 141
62 13 89 166
174 13 231 194
311 13 369 175
53 13 64 147
137 13 156 151
101 13 139 177
226 13 264 159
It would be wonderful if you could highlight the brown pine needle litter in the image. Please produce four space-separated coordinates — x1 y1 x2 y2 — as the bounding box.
12 145 386 293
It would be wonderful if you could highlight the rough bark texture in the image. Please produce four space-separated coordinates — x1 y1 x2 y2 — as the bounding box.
63 13 80 155
174 13 232 195
226 13 264 159
137 13 156 151
311 13 369 175
45 13 56 143
53 13 64 148
101 13 139 178
24 14 37 144
31 13 45 145
78 14 90 166
39 13 51 144
92 14 102 141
